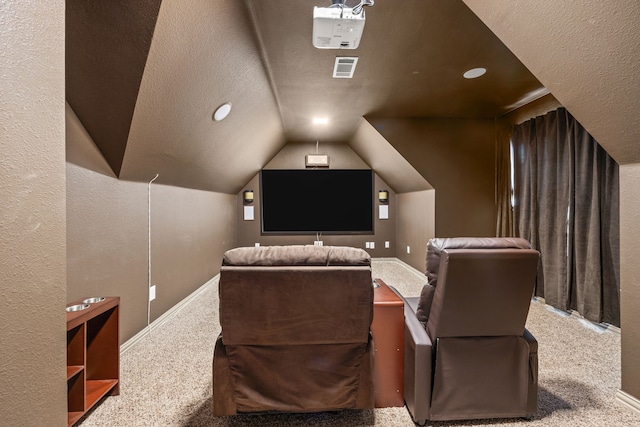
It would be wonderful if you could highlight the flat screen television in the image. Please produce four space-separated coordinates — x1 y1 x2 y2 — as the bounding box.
260 169 374 234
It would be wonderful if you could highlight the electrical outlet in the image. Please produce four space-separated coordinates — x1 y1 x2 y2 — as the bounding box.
407 246 411 254
370 242 375 249
365 242 370 249
314 240 323 246
149 285 156 302
254 242 260 247
385 241 390 248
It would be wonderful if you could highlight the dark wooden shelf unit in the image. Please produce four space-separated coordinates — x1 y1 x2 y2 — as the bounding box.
66 296 120 426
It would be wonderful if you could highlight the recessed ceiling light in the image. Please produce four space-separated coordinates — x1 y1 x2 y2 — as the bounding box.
313 117 329 125
463 67 487 79
213 102 232 121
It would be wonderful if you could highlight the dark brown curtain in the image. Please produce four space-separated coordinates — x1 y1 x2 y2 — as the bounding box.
511 108 620 326
496 126 514 237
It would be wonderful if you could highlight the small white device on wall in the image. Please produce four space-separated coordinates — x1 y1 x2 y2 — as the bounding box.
378 205 389 220
244 206 254 221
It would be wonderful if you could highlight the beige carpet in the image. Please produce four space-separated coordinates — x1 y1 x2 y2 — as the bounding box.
78 258 640 427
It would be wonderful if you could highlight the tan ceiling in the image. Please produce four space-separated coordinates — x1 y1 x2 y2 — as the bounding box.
66 0 163 176
66 0 545 194
464 0 640 165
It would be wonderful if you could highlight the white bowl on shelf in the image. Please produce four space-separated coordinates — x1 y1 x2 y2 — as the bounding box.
66 303 90 312
82 297 105 304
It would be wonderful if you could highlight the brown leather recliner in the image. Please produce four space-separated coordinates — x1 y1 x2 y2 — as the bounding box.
392 237 540 423
212 245 375 416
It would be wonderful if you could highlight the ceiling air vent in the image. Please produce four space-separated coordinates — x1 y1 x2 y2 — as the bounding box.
333 56 359 78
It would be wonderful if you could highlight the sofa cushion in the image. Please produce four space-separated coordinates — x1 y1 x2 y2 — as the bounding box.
223 245 371 267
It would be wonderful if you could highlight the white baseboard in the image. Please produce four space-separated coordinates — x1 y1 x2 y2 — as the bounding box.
616 389 640 415
532 297 620 335
120 275 219 354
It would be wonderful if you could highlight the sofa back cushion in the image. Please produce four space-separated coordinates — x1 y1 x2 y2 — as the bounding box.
416 237 532 324
223 245 371 267
219 246 373 346
425 237 531 286
426 248 539 338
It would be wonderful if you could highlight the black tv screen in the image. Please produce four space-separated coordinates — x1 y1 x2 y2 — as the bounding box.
260 169 374 234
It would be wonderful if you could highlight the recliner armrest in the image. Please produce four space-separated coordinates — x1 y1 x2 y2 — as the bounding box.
388 286 419 315
389 285 432 423
523 327 538 417
523 327 537 353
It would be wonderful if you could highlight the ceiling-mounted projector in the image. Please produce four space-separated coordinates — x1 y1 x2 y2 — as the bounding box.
313 6 366 49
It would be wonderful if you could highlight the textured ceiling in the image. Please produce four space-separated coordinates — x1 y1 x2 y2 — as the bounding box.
250 0 544 142
66 0 163 176
464 0 640 165
66 0 545 194
119 0 286 193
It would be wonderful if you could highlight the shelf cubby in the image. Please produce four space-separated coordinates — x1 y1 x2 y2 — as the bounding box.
66 297 119 426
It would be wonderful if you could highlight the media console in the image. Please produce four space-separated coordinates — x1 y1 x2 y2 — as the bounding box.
372 279 405 407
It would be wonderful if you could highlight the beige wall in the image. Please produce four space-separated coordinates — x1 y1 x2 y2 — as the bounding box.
620 165 640 398
236 142 397 257
369 117 496 238
0 1 67 425
66 164 148 342
67 109 236 343
149 184 236 321
264 141 371 170
396 190 436 272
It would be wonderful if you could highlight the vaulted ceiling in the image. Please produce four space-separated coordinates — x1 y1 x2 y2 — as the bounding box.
463 0 640 166
66 0 548 194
